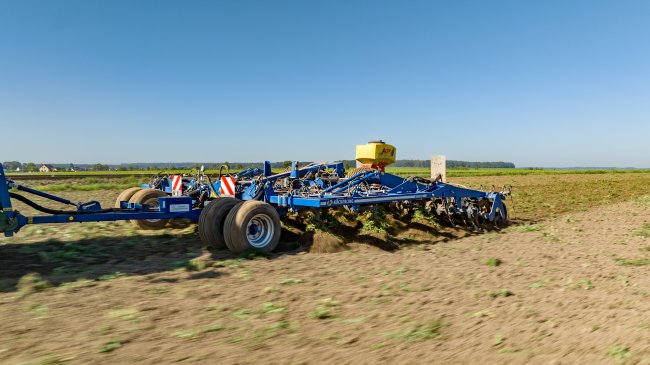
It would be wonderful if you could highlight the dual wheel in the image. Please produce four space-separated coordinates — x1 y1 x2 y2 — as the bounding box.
198 198 281 254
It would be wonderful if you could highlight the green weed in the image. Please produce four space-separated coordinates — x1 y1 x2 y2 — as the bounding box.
493 333 506 346
615 258 650 267
394 267 408 275
606 344 631 361
411 208 439 226
311 298 340 319
566 278 594 290
485 257 502 267
17 273 51 297
58 279 96 291
233 302 286 320
213 259 243 269
171 323 224 340
185 258 208 271
360 207 389 234
98 339 124 353
634 223 650 238
97 272 125 281
28 303 48 318
385 319 445 341
512 224 544 232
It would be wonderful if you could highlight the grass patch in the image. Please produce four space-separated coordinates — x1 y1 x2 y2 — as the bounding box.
213 259 244 269
485 257 502 267
233 302 286 320
17 273 51 297
97 272 125 281
385 319 445 341
566 278 594 290
34 182 143 192
606 344 631 361
493 333 506 346
311 298 340 319
171 323 224 340
634 223 650 238
615 258 650 267
511 223 544 232
58 279 97 291
98 339 125 353
185 258 209 271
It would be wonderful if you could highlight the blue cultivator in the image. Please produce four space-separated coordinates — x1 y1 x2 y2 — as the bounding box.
1 142 509 254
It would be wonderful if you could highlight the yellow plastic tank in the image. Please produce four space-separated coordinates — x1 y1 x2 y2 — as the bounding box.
355 140 396 169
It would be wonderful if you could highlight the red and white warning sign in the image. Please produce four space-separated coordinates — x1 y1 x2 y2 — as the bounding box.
171 175 183 192
219 176 237 196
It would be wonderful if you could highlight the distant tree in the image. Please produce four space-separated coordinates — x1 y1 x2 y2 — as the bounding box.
23 162 37 172
92 163 109 171
3 161 22 171
236 164 243 170
68 163 75 171
282 160 292 168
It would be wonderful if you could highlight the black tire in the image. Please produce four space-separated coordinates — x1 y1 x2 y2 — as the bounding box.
129 189 169 230
114 187 142 208
198 197 240 251
223 201 281 254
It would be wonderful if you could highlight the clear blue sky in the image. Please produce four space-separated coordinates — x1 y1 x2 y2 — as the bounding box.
1 0 649 167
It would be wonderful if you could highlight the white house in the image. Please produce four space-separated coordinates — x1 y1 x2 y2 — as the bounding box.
39 164 58 173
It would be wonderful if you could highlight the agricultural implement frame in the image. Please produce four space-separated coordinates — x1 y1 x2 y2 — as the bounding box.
1 146 509 254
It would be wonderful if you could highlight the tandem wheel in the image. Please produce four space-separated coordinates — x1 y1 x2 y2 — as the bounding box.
199 200 281 254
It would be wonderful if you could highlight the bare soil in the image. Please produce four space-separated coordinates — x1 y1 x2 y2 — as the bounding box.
2 179 650 364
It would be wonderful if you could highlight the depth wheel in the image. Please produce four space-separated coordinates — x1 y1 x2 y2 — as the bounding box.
114 187 142 208
198 197 240 251
129 189 169 230
223 201 281 254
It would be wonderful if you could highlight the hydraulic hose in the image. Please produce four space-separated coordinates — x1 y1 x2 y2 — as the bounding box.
252 186 265 201
9 193 129 215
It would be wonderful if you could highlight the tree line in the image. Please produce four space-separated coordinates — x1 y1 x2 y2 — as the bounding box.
4 159 515 172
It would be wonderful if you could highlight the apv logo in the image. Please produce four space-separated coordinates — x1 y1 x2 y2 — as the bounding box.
381 148 395 156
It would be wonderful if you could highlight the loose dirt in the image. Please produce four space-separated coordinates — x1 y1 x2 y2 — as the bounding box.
2 185 650 364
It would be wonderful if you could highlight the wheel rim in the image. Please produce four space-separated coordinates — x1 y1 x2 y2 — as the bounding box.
246 213 275 248
144 197 162 224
